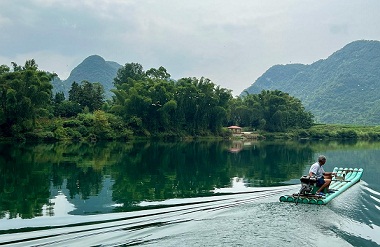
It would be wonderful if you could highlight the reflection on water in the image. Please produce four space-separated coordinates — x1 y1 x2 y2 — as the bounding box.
0 140 380 246
43 191 75 217
0 185 296 246
0 140 313 219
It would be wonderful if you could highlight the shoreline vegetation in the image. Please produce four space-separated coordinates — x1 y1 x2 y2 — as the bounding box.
1 119 380 143
1 59 380 143
264 124 380 141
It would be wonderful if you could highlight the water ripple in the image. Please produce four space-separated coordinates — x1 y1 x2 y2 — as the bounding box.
0 183 377 247
0 186 293 247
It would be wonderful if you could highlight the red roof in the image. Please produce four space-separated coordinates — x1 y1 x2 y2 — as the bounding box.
227 126 241 129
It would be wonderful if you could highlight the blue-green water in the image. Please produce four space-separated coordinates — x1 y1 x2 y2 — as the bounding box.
0 140 379 246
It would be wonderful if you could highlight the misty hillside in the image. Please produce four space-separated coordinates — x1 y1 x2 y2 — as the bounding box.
243 40 380 125
52 55 122 99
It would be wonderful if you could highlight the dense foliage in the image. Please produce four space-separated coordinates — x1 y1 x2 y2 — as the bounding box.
230 90 313 131
1 59 315 141
111 64 232 136
0 60 54 137
244 40 380 125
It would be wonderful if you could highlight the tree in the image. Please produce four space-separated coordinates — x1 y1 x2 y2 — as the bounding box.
112 65 176 135
0 60 53 136
114 62 145 88
54 101 82 118
54 92 65 104
68 81 105 113
111 64 233 136
232 90 314 131
173 77 232 134
68 81 81 102
146 66 171 80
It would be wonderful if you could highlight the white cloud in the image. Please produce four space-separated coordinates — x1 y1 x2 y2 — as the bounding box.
0 51 78 79
0 14 11 28
1 0 380 95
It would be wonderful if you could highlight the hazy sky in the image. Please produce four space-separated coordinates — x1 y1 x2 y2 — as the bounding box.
1 0 379 95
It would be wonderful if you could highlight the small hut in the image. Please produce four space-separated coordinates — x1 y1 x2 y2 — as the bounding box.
227 126 242 134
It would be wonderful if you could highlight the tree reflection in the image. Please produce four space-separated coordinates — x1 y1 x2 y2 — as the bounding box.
0 140 316 218
0 143 51 219
108 140 315 211
111 141 232 211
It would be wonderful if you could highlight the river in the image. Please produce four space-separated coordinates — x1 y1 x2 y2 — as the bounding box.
0 140 379 246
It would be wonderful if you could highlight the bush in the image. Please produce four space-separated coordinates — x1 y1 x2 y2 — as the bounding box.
62 119 82 128
54 101 82 117
336 130 358 139
297 129 310 138
25 131 56 141
77 125 90 137
367 132 380 140
63 119 82 128
54 126 67 139
220 128 232 138
66 128 82 140
121 128 134 140
77 113 95 126
309 129 333 139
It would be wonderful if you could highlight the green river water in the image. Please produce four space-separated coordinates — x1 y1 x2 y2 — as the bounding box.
0 140 379 246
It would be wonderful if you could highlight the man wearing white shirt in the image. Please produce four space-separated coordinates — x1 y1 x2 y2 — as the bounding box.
309 155 336 196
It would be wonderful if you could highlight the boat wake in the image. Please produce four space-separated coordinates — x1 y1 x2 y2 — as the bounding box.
1 182 377 247
0 185 296 247
327 181 380 247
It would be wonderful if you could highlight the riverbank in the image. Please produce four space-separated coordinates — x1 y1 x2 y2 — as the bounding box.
235 124 380 141
2 118 380 143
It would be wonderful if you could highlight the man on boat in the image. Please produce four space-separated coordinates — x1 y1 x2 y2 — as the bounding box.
309 155 336 196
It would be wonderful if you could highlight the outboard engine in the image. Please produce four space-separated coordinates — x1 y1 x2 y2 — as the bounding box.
295 175 317 205
299 175 317 194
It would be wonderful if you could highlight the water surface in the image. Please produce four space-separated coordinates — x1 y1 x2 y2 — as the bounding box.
0 140 379 246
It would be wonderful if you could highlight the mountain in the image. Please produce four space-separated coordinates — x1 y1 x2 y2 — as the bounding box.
243 40 380 125
52 55 122 99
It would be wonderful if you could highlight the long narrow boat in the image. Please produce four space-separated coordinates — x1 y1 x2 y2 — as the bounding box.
279 167 363 205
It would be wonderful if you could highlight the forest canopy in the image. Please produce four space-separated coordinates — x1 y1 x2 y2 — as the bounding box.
0 59 314 141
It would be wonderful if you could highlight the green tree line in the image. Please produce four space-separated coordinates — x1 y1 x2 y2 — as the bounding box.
0 59 314 141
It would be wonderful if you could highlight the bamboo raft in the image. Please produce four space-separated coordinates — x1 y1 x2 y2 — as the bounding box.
279 167 363 205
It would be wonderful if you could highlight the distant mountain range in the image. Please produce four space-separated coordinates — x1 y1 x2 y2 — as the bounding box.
52 40 380 125
52 55 122 99
243 40 380 125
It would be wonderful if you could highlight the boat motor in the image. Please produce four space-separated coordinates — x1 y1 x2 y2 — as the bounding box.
295 175 317 205
299 175 317 194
